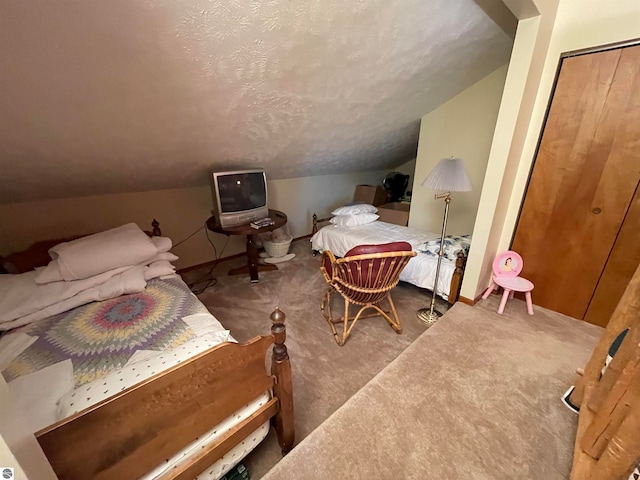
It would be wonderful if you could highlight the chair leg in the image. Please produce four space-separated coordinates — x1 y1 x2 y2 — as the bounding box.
382 293 402 333
320 287 332 318
321 290 404 345
321 287 346 346
482 281 496 299
343 296 350 343
497 289 510 314
525 291 534 315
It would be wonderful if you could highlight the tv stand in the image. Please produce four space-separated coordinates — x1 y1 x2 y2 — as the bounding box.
206 209 287 283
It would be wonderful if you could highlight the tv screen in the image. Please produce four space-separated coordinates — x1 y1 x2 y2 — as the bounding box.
217 172 267 213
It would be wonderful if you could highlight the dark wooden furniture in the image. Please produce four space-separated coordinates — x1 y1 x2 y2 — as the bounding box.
207 209 287 283
311 213 467 305
568 263 640 480
37 308 294 480
2 221 295 479
320 242 416 346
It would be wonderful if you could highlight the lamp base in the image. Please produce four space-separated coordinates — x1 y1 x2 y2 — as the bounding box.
416 308 443 326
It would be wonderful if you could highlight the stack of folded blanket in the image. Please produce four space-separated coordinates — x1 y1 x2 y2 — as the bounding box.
0 223 179 331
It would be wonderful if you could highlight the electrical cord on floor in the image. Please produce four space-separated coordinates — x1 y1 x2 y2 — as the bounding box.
187 229 229 295
189 275 218 295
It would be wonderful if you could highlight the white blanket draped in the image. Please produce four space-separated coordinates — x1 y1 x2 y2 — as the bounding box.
0 266 148 331
36 223 159 283
1 229 177 331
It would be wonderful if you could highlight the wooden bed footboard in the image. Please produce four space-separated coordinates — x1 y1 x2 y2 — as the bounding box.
36 308 295 480
311 213 467 305
447 250 466 305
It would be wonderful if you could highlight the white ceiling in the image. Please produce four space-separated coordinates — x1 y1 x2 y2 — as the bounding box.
0 0 513 204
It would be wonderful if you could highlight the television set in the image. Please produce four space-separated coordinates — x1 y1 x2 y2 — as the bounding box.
210 169 269 228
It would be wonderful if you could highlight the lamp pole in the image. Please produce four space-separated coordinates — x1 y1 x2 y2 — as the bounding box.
417 156 471 326
417 191 450 325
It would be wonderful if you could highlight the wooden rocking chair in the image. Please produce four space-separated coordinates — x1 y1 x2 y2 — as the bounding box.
320 242 416 346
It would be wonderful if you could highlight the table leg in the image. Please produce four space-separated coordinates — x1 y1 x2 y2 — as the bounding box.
228 234 278 282
246 234 260 282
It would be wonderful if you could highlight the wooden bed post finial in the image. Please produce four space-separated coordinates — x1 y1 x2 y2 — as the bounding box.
270 307 295 453
271 307 288 361
151 219 161 237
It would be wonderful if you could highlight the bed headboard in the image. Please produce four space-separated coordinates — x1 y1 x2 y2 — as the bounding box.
0 219 162 274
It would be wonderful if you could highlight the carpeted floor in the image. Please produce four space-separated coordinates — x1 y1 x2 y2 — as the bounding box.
183 238 449 479
262 298 603 480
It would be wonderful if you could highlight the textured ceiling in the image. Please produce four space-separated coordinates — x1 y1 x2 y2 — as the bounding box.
0 0 513 203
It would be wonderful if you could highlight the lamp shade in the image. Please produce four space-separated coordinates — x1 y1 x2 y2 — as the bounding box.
421 156 472 192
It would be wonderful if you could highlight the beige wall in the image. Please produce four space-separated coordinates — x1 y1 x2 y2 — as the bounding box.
408 65 508 235
0 377 56 480
0 170 388 270
0 437 28 480
461 0 640 300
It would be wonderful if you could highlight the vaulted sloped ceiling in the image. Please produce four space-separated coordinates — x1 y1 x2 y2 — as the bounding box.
0 0 513 204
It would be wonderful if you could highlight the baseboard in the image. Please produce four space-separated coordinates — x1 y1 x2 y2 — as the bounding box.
459 294 484 306
177 236 309 274
177 252 245 274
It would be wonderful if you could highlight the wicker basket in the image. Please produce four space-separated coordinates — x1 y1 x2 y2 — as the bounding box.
263 235 292 257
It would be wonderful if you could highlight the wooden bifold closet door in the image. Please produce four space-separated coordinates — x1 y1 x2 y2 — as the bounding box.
512 44 640 327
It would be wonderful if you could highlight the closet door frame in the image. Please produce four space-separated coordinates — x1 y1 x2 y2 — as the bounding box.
509 37 640 324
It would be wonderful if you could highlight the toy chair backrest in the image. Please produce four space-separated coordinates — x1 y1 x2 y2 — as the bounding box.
492 250 523 277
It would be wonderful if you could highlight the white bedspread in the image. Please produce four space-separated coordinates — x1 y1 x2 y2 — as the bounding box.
311 221 458 300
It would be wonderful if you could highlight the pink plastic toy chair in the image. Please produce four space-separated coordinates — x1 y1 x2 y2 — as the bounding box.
481 251 534 315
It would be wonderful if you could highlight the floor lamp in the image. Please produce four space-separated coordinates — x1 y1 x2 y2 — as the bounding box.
417 156 472 325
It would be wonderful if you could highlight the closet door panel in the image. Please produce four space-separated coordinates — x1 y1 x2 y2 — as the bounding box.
584 183 640 327
570 45 640 318
512 49 619 318
512 45 640 320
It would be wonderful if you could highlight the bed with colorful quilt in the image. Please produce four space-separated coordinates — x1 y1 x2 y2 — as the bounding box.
311 212 470 303
0 222 294 480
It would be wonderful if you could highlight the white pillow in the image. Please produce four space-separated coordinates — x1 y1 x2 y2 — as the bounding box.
150 236 172 254
331 204 378 216
330 213 379 227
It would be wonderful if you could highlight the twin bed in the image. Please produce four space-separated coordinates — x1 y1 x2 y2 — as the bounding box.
311 214 468 303
0 221 294 480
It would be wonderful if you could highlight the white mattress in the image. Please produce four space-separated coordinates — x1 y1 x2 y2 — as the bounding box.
311 221 457 300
